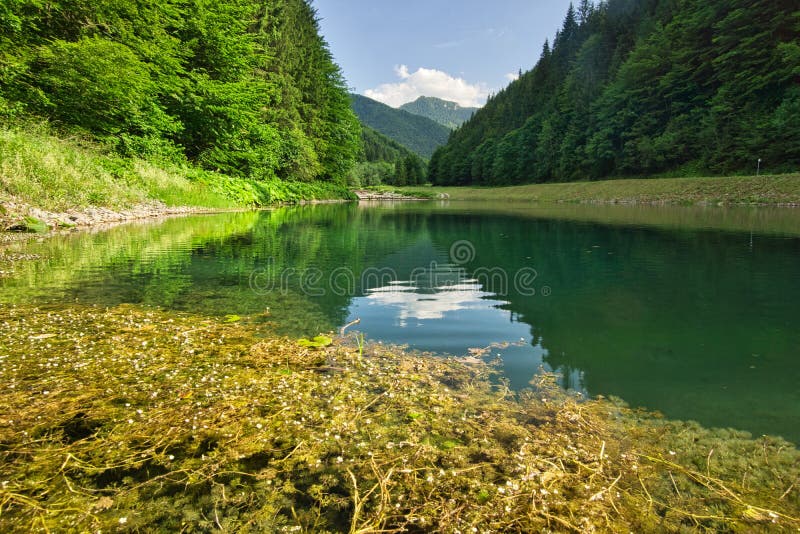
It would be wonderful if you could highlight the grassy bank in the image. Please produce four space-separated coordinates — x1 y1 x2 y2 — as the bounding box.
1 303 798 532
0 125 354 221
395 174 800 205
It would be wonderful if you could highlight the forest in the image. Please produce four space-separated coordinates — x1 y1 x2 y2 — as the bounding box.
429 0 800 186
0 0 361 188
349 93 450 160
349 126 427 187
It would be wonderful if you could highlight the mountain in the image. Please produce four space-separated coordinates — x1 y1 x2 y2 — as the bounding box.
429 0 800 186
346 125 428 187
350 94 450 159
360 125 419 164
400 97 478 129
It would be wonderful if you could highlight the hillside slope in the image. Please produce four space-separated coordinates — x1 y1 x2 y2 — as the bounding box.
360 125 419 164
400 96 478 129
350 94 450 159
0 0 360 204
345 125 427 187
430 0 800 186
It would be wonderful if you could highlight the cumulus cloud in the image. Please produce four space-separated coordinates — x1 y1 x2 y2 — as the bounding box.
364 65 488 108
505 71 520 82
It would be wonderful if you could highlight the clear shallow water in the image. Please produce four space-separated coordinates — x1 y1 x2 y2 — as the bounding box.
2 202 799 442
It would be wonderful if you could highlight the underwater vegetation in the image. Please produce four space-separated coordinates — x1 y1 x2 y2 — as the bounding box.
0 304 798 532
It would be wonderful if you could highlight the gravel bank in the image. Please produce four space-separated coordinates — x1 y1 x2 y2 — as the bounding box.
0 198 216 235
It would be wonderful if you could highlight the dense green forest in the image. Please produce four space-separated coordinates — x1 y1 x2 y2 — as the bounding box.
350 93 450 159
0 0 361 196
400 96 478 129
430 0 800 186
347 126 426 186
361 126 416 164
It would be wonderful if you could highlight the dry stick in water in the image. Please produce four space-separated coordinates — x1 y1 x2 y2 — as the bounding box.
340 318 361 337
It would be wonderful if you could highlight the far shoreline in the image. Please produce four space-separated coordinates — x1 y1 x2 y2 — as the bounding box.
392 173 800 207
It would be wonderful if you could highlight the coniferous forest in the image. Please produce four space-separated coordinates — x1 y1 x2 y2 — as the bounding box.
429 0 800 186
349 94 450 160
0 0 361 185
349 126 427 187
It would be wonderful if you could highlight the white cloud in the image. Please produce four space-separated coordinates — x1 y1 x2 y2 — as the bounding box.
364 280 492 322
505 72 520 82
364 65 488 108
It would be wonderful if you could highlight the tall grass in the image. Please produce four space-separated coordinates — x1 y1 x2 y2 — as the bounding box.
0 126 148 210
0 124 353 212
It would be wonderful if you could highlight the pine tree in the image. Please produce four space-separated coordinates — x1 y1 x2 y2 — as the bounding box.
578 0 593 25
429 0 800 185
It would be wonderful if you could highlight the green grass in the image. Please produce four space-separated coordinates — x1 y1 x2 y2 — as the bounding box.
0 125 241 210
397 174 800 205
0 124 353 213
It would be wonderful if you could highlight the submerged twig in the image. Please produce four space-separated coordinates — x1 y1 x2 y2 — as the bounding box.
340 318 361 337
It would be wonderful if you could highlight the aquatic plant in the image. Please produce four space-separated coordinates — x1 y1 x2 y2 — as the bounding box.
297 335 334 349
0 304 797 532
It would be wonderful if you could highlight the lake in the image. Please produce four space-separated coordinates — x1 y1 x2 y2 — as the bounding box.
2 202 799 442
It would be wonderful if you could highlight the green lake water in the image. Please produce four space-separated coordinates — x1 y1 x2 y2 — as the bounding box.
2 202 799 442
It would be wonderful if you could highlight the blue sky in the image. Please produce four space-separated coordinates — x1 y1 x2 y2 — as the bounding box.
313 0 575 108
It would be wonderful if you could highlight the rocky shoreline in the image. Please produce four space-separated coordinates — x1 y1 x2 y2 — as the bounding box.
0 199 220 276
0 190 438 236
353 189 437 201
0 198 219 237
0 190 439 242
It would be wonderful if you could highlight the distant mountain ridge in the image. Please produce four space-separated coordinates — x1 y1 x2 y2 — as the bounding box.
349 94 449 159
400 96 478 129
